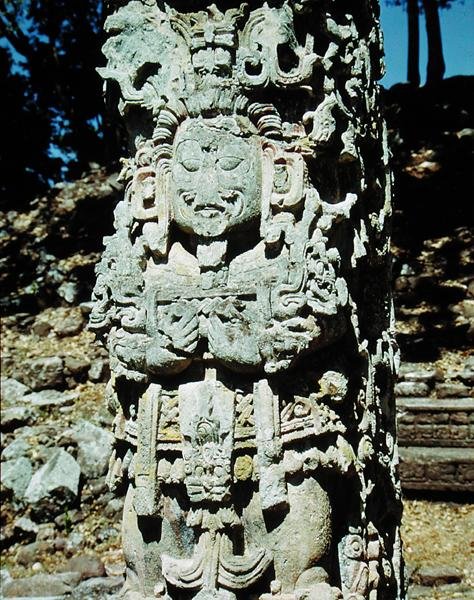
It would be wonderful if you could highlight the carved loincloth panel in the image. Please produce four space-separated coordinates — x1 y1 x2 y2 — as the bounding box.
108 358 356 505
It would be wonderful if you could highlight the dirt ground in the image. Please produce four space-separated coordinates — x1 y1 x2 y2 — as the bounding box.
402 497 474 598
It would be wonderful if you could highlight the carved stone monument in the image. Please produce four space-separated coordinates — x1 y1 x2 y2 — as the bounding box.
91 1 404 598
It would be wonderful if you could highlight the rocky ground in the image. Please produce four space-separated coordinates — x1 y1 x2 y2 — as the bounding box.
1 307 472 598
404 499 474 599
1 76 473 598
1 309 124 598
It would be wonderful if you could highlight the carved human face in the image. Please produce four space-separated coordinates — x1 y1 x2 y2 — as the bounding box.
170 119 261 238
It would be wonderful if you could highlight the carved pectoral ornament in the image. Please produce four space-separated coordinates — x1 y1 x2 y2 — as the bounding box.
92 2 404 598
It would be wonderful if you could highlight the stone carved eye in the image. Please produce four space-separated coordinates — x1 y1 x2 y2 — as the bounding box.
214 466 225 478
217 142 247 171
196 418 218 445
177 140 202 172
180 157 201 172
217 155 244 171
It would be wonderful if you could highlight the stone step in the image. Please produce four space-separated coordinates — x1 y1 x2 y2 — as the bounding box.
399 446 474 492
397 397 474 447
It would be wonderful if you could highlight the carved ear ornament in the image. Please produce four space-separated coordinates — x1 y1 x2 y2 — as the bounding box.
261 143 306 247
130 166 157 221
128 163 170 258
270 151 305 211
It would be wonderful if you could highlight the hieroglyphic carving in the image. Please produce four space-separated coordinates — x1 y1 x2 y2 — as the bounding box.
92 1 404 598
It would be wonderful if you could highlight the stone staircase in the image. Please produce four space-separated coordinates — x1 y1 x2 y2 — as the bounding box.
396 362 474 492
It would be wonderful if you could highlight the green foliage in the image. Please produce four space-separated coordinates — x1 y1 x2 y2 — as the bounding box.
63 510 73 535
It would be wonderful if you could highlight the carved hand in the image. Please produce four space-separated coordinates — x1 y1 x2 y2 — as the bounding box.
207 301 261 367
159 301 199 354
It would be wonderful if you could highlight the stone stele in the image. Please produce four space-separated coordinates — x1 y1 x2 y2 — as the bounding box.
90 1 405 598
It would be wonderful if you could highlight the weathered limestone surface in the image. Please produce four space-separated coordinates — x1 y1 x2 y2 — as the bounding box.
91 1 404 598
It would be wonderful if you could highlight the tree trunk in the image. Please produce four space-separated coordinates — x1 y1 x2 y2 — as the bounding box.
407 0 421 86
422 0 445 84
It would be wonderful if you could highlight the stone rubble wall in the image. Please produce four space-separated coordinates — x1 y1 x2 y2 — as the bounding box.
396 360 474 492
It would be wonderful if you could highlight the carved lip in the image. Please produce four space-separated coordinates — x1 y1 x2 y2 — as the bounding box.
178 189 245 223
194 202 226 217
195 202 243 221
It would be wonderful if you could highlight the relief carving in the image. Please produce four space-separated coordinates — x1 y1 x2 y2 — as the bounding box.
92 1 404 598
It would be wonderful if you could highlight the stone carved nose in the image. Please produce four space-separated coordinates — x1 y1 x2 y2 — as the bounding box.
195 166 220 204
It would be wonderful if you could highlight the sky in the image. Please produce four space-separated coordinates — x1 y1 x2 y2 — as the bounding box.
380 1 474 87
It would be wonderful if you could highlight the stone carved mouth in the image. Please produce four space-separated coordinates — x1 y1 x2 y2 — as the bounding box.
195 203 226 217
180 191 244 219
